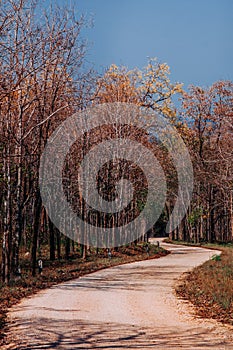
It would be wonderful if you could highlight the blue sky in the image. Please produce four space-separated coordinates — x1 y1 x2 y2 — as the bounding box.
55 0 232 89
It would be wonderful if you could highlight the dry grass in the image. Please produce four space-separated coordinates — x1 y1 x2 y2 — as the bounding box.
176 244 233 325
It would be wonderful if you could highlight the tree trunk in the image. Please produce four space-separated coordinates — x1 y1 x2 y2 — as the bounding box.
56 230 61 260
230 190 233 241
49 218 55 261
32 193 42 276
65 237 71 260
1 149 11 283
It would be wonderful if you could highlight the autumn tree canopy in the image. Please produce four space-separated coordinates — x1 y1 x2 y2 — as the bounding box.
95 58 183 119
0 0 232 286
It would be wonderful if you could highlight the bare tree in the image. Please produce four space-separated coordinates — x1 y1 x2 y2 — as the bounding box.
0 0 93 282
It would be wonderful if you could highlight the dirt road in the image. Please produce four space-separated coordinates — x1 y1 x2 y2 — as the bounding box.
6 239 233 349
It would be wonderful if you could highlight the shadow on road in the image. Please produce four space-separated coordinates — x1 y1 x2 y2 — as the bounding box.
9 318 228 349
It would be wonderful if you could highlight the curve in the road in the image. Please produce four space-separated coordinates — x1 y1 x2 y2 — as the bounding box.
6 239 233 349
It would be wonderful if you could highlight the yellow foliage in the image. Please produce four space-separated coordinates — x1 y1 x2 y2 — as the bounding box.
95 58 183 122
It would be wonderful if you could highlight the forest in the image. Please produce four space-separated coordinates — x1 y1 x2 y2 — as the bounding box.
0 0 233 285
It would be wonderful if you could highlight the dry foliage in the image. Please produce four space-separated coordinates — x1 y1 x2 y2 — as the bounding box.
176 245 233 325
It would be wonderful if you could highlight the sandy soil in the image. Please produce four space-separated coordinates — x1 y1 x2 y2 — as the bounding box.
5 239 233 349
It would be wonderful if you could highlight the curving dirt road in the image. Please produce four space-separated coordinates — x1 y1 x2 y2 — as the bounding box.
6 239 233 349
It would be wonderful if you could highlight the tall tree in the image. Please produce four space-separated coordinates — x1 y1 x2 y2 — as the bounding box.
181 81 233 242
0 0 93 282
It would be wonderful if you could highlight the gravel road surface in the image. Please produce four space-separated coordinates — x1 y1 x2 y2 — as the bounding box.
5 239 233 349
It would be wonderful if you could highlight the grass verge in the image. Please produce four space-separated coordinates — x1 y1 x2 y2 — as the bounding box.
169 240 233 326
0 243 168 346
